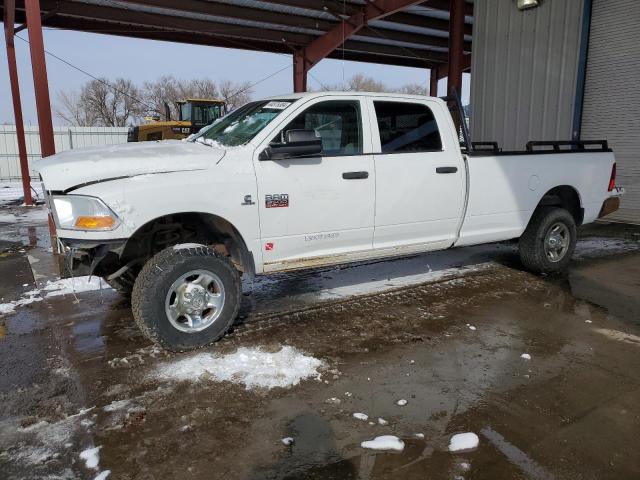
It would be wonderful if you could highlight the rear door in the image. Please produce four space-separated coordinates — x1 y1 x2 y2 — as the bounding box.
368 98 465 250
254 97 375 271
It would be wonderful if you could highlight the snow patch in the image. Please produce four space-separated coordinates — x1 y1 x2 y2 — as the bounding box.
396 399 408 406
520 353 531 360
0 181 43 205
43 276 111 297
414 433 425 439
103 399 131 412
0 290 43 316
361 435 405 452
377 418 388 426
449 432 479 452
153 346 324 389
79 446 101 469
94 471 111 480
281 437 294 446
353 413 368 421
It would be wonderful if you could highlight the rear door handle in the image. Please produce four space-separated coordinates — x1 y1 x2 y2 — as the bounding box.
342 171 369 180
436 166 458 174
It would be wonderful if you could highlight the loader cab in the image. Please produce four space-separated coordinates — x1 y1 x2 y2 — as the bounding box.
128 98 226 142
178 99 226 134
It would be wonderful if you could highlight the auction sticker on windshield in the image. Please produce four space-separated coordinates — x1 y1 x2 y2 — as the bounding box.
264 101 292 110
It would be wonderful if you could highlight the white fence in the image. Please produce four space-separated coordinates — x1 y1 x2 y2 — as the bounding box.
0 125 129 180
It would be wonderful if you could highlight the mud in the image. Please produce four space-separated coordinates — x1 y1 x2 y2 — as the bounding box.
1 207 640 479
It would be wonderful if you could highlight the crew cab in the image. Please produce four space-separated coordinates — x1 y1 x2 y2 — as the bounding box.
36 92 622 351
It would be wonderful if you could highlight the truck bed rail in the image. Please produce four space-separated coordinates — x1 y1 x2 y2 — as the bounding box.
526 140 609 152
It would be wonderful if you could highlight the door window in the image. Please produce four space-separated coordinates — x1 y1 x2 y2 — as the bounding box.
373 101 442 153
273 100 362 156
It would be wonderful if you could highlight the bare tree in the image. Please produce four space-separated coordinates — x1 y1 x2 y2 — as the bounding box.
395 83 429 96
55 78 145 126
218 79 253 110
182 78 219 100
55 90 98 126
142 77 251 117
56 76 254 126
141 75 182 120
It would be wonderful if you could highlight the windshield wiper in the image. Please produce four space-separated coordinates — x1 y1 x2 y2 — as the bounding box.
194 137 213 148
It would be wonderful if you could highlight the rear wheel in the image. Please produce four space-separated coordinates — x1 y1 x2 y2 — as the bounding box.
518 207 577 274
131 245 241 351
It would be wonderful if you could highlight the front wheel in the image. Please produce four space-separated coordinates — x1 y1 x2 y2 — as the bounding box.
131 245 241 351
518 207 577 274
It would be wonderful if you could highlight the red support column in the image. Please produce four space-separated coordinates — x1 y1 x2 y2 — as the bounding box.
447 0 465 98
293 51 307 93
3 0 32 205
430 65 439 97
25 0 55 157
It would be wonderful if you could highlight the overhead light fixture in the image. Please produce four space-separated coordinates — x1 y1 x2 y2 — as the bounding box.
517 0 540 10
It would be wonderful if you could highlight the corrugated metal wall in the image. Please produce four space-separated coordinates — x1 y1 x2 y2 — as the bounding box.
470 0 584 150
0 125 129 180
581 0 640 224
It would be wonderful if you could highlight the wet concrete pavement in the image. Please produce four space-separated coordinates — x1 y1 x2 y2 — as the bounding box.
1 205 640 479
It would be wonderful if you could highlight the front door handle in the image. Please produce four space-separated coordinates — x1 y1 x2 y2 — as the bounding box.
342 171 369 180
436 166 458 174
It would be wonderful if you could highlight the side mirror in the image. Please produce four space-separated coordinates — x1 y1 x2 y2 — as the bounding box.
260 129 322 160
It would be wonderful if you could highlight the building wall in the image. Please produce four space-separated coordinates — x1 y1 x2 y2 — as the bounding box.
581 0 640 223
470 0 585 150
0 125 129 180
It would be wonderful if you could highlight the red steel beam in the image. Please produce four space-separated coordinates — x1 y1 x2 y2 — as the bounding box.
447 0 464 97
293 50 307 93
294 0 426 91
3 0 32 205
430 65 440 96
24 0 55 158
303 0 426 68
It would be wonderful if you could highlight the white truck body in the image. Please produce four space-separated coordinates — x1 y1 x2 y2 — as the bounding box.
38 91 618 275
36 91 623 350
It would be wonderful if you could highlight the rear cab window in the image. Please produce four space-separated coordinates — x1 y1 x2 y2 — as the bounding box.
373 101 443 154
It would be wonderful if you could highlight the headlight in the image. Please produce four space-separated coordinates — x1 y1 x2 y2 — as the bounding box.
51 195 120 231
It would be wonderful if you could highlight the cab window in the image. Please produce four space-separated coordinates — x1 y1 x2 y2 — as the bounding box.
273 100 362 156
373 101 442 153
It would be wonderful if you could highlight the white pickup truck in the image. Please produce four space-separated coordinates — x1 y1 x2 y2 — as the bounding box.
37 92 622 351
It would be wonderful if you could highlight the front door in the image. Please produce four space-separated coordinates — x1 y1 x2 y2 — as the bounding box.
254 98 375 271
368 98 466 250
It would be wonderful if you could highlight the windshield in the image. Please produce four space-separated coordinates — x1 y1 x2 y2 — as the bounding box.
190 100 294 147
180 103 190 121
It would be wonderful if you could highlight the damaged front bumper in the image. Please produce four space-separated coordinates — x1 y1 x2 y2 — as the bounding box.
58 238 126 279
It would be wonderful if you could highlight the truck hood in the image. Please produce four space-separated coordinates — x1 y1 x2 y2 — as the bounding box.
36 140 225 191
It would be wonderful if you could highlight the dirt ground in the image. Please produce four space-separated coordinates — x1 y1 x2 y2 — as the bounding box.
1 205 639 480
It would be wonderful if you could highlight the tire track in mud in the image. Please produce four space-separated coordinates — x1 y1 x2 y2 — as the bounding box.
222 265 546 353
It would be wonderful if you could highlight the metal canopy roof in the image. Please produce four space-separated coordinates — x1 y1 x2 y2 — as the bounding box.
6 0 473 69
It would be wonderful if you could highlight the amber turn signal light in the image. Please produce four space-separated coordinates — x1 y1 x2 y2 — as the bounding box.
74 216 115 229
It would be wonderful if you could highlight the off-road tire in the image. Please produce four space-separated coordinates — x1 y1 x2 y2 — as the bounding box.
519 207 577 274
131 246 241 351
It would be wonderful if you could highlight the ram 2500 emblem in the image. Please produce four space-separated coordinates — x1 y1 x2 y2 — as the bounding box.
265 194 289 208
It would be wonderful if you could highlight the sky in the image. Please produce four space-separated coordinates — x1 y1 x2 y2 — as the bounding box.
0 28 470 126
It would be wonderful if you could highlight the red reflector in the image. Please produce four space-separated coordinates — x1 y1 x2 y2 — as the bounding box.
608 163 617 192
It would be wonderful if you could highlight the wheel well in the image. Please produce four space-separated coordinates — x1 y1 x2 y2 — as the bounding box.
536 186 583 226
97 212 254 280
